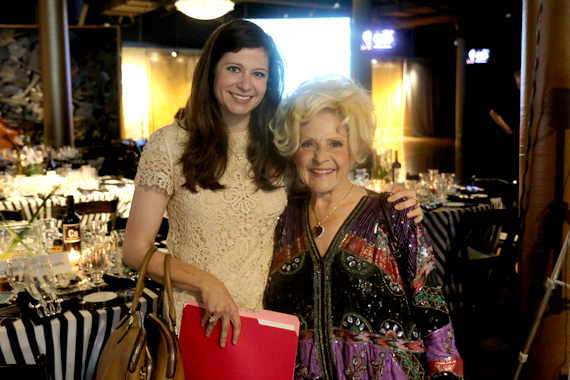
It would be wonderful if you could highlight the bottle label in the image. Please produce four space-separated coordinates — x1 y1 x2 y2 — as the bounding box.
394 168 401 183
63 223 81 244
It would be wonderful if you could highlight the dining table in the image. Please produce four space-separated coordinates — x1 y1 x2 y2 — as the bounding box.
0 177 134 227
0 284 158 380
422 196 504 287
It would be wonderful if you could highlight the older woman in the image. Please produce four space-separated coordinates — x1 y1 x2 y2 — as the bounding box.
264 77 463 380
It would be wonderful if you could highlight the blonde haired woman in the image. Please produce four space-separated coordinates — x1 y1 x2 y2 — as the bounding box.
265 76 463 379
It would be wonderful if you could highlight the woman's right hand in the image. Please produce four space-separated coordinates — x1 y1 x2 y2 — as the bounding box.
124 187 241 347
199 274 242 348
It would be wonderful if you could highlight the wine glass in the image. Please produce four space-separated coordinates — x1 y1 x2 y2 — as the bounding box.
109 229 127 276
89 241 108 287
40 218 60 253
92 219 108 239
6 256 29 293
24 256 62 317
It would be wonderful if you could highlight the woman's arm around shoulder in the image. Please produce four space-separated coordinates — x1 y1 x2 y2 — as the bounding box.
389 184 423 223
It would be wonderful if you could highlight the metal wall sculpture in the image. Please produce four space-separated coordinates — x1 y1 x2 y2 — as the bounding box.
0 26 121 146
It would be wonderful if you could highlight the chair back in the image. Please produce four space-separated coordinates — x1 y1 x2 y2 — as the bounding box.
51 199 118 231
443 208 518 311
470 176 518 210
0 354 50 379
0 209 26 221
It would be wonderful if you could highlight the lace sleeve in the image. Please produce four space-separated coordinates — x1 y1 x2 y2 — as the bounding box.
134 127 175 196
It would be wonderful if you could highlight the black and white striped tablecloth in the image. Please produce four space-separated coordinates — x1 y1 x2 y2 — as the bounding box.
0 288 157 380
423 203 493 285
0 184 134 227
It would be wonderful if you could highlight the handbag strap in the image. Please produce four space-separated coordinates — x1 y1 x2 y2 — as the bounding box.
130 247 176 325
163 253 177 328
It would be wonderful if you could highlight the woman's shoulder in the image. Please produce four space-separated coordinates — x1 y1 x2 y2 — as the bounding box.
145 122 188 158
363 188 393 207
285 189 310 204
150 121 188 141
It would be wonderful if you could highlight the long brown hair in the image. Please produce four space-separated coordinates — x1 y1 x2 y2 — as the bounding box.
179 19 286 192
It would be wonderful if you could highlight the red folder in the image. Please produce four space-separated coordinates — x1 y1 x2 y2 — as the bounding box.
179 300 300 380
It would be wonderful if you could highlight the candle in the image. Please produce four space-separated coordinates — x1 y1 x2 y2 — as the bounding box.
68 248 80 267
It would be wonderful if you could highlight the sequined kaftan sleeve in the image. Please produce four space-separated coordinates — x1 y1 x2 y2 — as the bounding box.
390 201 464 379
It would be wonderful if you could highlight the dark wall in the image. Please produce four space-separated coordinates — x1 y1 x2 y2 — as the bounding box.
461 13 522 181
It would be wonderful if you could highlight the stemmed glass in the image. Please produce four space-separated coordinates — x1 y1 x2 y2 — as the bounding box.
5 256 29 302
89 240 108 287
109 229 129 277
6 257 29 293
24 256 62 317
92 220 108 240
40 218 60 253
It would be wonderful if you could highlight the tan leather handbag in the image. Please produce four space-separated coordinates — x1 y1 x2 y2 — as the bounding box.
95 247 184 380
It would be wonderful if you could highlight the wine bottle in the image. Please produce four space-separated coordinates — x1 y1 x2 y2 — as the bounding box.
62 195 81 253
392 150 402 183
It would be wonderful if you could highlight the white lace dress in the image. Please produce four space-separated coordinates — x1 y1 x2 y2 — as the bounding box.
134 123 287 323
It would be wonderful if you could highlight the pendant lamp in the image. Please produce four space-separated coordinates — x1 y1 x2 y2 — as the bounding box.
175 0 235 20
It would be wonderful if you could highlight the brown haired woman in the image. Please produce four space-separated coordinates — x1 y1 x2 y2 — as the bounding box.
122 20 423 349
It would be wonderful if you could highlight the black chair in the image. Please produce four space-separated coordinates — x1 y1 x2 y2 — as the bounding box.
0 354 51 379
51 199 119 231
0 209 27 221
470 176 518 210
442 208 519 313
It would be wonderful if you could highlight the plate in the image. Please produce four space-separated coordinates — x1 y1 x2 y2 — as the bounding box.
446 202 466 207
103 180 124 185
84 291 117 303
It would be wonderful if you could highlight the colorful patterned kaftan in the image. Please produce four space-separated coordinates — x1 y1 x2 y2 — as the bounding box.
264 190 463 380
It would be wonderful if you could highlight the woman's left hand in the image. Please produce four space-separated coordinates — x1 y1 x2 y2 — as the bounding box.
388 184 423 223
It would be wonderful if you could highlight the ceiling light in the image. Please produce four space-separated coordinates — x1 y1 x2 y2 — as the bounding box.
175 0 234 20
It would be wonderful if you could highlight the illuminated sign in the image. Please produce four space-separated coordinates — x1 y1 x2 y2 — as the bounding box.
466 48 490 64
361 29 396 50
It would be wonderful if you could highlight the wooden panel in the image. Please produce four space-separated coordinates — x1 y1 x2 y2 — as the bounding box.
371 60 405 177
371 60 404 142
148 52 199 134
121 48 200 139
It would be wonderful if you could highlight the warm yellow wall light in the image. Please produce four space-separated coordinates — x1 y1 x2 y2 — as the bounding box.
121 57 150 140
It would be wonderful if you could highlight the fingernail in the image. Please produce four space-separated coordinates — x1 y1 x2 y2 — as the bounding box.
221 342 225 348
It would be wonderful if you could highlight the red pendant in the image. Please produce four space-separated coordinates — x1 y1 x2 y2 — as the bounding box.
313 225 324 239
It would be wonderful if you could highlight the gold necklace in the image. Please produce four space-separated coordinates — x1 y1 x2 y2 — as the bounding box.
312 184 354 239
229 144 246 161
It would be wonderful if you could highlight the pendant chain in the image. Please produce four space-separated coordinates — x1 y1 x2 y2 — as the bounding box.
230 143 246 161
312 184 354 237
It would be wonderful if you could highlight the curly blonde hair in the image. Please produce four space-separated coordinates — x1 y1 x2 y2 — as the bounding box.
270 76 376 165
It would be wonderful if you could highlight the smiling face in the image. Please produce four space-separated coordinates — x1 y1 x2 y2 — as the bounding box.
294 110 354 197
213 48 269 131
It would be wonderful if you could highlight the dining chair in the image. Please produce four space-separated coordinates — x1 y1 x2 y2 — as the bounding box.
442 208 519 314
0 209 27 221
0 354 51 379
50 199 119 231
470 176 518 210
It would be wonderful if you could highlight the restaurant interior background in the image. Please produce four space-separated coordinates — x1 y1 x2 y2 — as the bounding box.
0 0 523 184
1 1 570 380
